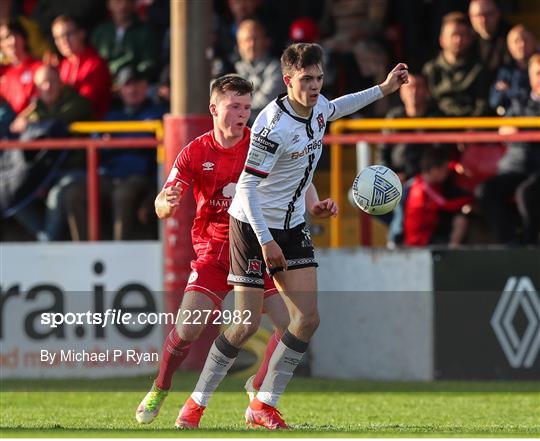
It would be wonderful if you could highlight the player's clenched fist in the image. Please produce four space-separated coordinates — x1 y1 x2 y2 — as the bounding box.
155 184 184 219
379 63 409 96
165 184 183 208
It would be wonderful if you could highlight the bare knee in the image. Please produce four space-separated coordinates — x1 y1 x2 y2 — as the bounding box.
176 322 205 343
225 317 261 347
291 311 320 336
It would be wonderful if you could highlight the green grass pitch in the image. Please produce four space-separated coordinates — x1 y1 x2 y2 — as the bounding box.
1 374 539 437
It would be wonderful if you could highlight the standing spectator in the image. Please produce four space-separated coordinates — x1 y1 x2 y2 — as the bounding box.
403 148 472 247
52 15 112 118
468 0 511 82
64 67 165 240
378 73 440 180
422 12 490 117
490 24 537 115
91 0 159 83
477 54 540 245
234 19 284 125
0 20 41 114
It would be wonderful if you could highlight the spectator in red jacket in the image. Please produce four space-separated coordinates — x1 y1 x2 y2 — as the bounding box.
0 20 41 114
52 15 111 119
404 148 472 247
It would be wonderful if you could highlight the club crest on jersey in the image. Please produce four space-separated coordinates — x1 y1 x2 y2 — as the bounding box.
246 259 263 276
316 113 325 132
202 162 214 171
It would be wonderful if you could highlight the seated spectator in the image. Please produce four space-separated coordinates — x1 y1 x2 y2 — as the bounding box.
234 19 284 125
0 0 51 62
378 73 440 180
423 12 490 117
0 20 42 114
91 0 159 84
476 54 540 245
468 0 511 82
2 65 92 241
64 67 165 240
52 15 112 118
490 24 537 115
402 148 473 247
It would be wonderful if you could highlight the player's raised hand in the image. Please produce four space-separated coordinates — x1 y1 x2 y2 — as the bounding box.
262 240 288 271
310 198 339 218
379 63 409 96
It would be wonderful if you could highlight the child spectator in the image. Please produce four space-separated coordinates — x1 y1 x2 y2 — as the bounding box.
490 24 537 115
52 15 111 118
403 148 472 247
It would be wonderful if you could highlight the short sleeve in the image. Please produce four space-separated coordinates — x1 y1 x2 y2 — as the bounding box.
163 145 194 190
244 119 285 179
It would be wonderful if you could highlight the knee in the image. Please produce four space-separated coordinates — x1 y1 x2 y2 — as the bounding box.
176 322 204 343
228 317 262 345
292 311 320 335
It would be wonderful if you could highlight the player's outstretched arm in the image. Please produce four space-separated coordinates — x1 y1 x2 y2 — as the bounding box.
378 63 409 96
305 183 339 219
155 184 183 219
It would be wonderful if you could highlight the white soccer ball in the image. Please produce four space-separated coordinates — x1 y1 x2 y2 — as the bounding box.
351 165 402 215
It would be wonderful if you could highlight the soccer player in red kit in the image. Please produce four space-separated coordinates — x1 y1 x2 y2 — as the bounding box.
136 74 337 429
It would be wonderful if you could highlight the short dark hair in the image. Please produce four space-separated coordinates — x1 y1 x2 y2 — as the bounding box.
441 11 470 33
280 43 323 76
420 148 449 172
210 74 253 102
52 15 83 31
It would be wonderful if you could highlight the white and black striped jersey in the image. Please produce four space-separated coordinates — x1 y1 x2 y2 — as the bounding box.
229 87 383 244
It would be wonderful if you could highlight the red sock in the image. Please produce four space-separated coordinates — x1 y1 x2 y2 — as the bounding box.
155 328 191 390
253 330 282 390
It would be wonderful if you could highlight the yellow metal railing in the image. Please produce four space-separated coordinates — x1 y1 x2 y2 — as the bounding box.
328 117 540 247
69 120 164 161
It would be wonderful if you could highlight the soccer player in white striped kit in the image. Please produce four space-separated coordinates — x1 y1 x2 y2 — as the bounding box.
180 43 408 429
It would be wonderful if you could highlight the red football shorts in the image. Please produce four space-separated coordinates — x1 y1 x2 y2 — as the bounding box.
185 259 278 308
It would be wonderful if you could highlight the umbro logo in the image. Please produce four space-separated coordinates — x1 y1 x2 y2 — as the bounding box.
202 162 214 171
292 134 300 144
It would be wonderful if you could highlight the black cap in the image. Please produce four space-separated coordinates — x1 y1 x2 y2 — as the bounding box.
116 66 145 86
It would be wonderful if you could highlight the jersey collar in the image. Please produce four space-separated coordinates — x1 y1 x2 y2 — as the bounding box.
275 94 315 139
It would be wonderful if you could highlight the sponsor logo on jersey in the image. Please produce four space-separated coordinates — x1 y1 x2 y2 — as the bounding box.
222 182 236 198
209 183 237 208
246 259 263 276
316 113 325 132
291 139 323 159
246 148 267 167
202 161 214 171
252 128 278 154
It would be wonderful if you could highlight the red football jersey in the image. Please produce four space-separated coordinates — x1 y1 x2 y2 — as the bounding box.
164 128 250 265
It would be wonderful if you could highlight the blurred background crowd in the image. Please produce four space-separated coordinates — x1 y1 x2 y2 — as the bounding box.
1 0 539 246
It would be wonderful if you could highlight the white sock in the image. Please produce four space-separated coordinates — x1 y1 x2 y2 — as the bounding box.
256 332 307 408
190 336 238 407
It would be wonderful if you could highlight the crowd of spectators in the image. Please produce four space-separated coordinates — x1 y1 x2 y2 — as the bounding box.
0 0 539 245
